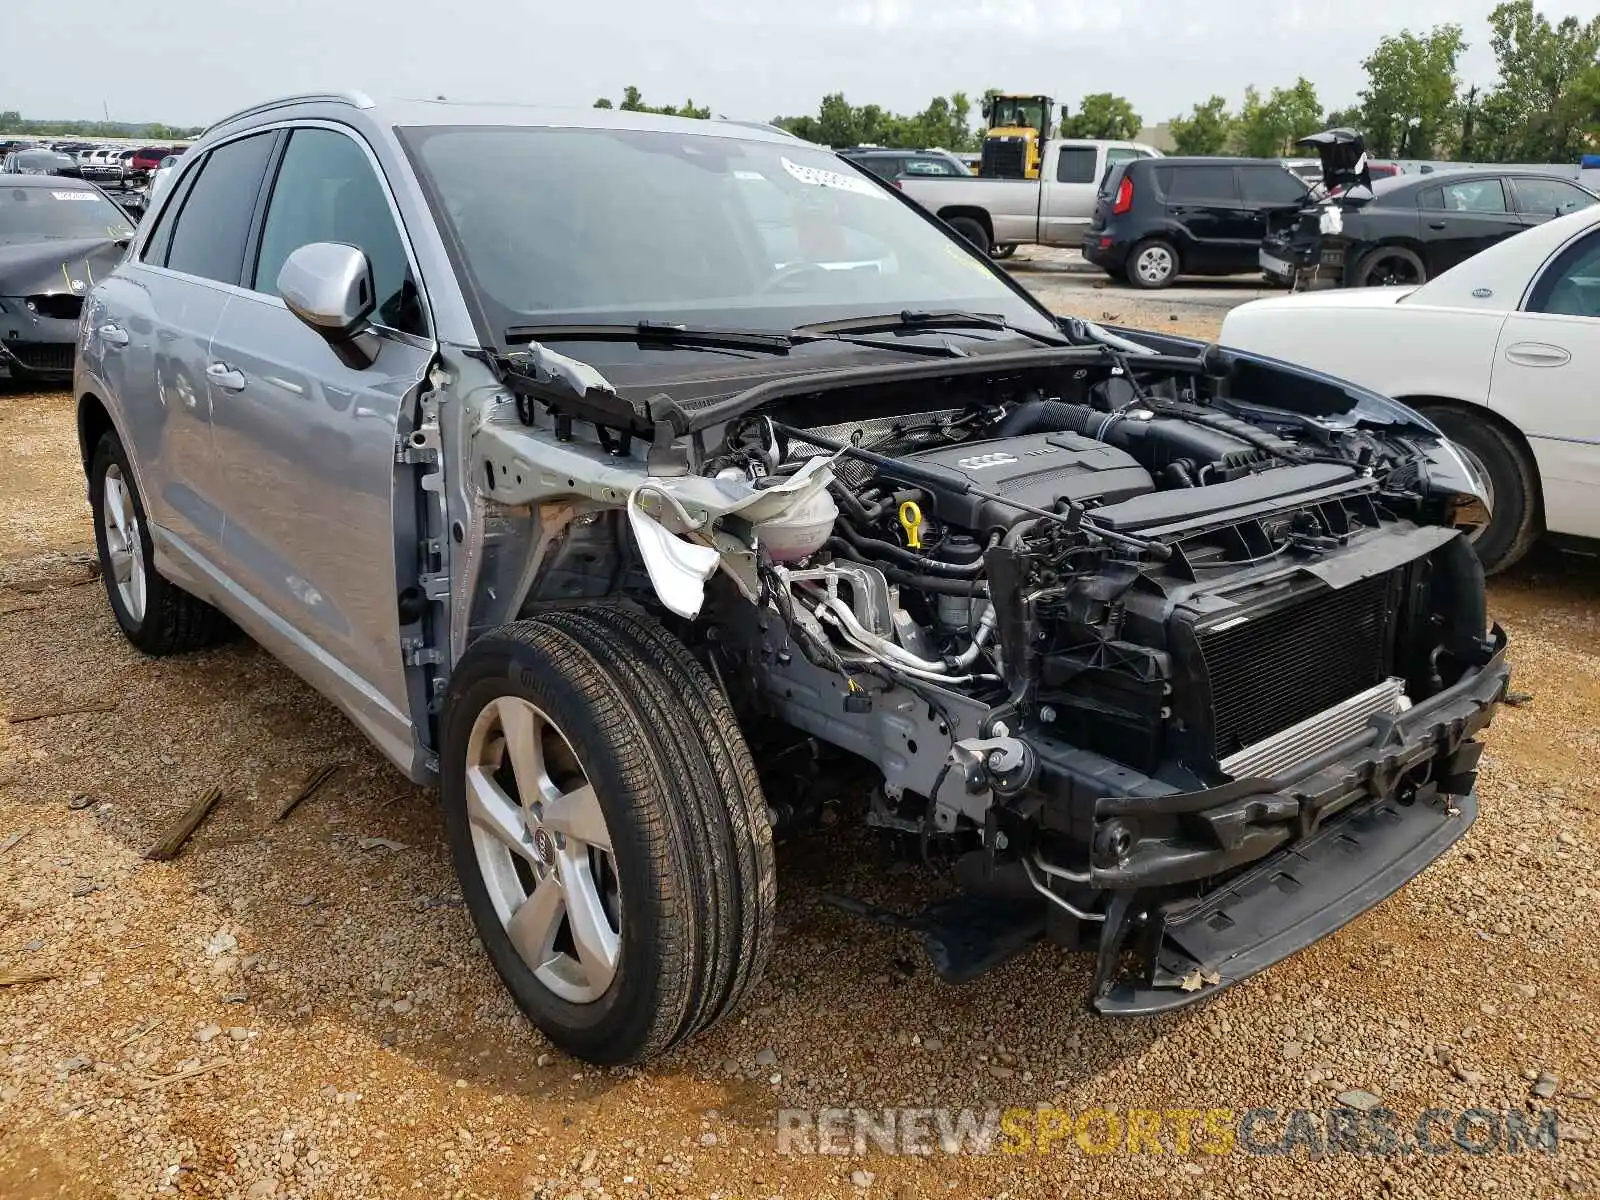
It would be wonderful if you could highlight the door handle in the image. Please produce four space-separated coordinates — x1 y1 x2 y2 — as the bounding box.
1504 341 1570 368
205 361 247 391
97 323 130 347
1427 220 1448 230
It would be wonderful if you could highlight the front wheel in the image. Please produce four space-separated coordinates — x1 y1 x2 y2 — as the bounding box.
440 607 775 1064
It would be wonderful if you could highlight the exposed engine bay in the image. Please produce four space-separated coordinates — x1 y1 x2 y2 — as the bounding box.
477 331 1509 1010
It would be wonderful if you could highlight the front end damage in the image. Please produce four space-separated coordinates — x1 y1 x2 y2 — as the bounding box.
455 328 1508 1013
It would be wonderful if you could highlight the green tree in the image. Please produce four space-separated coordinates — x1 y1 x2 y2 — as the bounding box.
1233 78 1324 157
1356 24 1468 158
1059 92 1141 140
773 92 979 149
1168 95 1232 155
1476 0 1600 161
591 86 709 120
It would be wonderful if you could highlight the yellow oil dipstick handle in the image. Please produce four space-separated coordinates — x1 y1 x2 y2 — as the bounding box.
898 500 924 550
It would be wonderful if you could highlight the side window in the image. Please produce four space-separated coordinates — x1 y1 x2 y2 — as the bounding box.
1166 166 1239 202
1527 230 1600 317
1239 166 1308 204
902 158 954 176
252 127 425 337
1425 179 1508 213
162 133 276 284
1514 176 1596 218
1417 186 1442 210
1056 147 1098 184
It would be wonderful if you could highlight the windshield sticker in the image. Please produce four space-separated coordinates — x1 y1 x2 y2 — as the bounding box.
50 191 100 201
780 157 886 200
733 170 766 181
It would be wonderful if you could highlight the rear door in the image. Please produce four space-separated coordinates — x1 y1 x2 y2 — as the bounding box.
1417 178 1528 275
1488 227 1600 539
89 130 278 577
1160 164 1246 271
1509 175 1598 226
205 123 434 733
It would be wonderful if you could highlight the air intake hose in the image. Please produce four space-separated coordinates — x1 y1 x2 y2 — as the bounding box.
993 400 1100 438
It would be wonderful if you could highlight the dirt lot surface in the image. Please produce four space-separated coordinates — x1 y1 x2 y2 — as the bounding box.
2 320 1598 1200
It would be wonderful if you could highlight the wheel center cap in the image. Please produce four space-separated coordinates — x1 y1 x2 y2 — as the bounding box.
532 827 557 865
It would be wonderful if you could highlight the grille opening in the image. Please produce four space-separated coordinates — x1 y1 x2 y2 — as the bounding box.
1199 572 1398 762
4 341 75 372
28 293 83 321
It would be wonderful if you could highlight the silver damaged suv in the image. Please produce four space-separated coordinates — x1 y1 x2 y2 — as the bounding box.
77 93 1508 1064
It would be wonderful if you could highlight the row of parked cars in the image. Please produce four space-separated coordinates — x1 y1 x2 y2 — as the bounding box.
0 139 182 182
874 128 1598 293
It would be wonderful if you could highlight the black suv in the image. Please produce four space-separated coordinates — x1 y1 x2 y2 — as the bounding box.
1083 157 1310 289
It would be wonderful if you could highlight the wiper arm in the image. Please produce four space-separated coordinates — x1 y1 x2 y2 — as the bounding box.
505 321 796 354
505 319 967 360
795 309 1069 347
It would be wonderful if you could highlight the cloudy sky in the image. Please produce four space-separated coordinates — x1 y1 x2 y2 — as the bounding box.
12 0 1600 128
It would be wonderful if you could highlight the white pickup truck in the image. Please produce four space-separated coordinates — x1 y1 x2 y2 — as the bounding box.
897 138 1162 256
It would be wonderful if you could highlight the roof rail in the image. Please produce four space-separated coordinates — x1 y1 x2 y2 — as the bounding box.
202 91 375 137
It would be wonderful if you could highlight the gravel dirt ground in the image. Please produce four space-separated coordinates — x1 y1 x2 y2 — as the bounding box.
2 301 1598 1200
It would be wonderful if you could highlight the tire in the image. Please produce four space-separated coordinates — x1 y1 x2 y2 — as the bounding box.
945 216 991 256
1417 407 1540 574
991 243 1018 260
88 430 233 655
440 609 775 1064
1127 238 1178 289
1354 245 1427 288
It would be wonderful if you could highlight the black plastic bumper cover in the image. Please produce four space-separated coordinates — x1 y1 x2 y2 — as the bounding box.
1095 786 1477 1014
1087 628 1508 1014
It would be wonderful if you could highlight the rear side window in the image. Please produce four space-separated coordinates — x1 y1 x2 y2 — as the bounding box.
1056 147 1098 184
902 157 957 176
1422 178 1508 213
1240 166 1308 204
1160 165 1239 202
162 132 276 284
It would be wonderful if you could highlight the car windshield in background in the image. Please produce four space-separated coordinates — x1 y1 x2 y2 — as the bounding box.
0 185 133 243
400 124 1055 341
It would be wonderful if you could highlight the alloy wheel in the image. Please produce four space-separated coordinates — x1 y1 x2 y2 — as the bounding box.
1135 244 1174 285
463 696 621 1004
101 465 147 623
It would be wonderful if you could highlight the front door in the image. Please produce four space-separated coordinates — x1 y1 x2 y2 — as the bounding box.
1488 228 1600 540
205 125 435 740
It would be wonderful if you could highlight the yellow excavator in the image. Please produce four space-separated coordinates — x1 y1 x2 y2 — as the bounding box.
979 93 1055 179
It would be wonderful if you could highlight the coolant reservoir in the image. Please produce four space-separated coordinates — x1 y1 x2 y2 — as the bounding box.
752 488 839 562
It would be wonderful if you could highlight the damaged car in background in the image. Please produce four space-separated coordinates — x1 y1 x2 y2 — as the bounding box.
76 97 1509 1065
1261 128 1599 289
2 176 133 384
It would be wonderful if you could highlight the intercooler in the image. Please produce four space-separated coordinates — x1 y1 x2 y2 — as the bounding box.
1195 571 1401 769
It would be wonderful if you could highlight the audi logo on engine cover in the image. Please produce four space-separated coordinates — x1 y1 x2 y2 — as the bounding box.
956 452 1019 470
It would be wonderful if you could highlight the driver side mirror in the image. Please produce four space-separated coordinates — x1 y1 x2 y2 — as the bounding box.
278 241 379 369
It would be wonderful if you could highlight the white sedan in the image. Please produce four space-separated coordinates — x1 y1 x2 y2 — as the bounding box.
1221 204 1600 572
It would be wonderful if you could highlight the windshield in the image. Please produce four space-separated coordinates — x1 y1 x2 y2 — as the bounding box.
400 125 1056 342
990 99 1047 132
0 185 132 242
